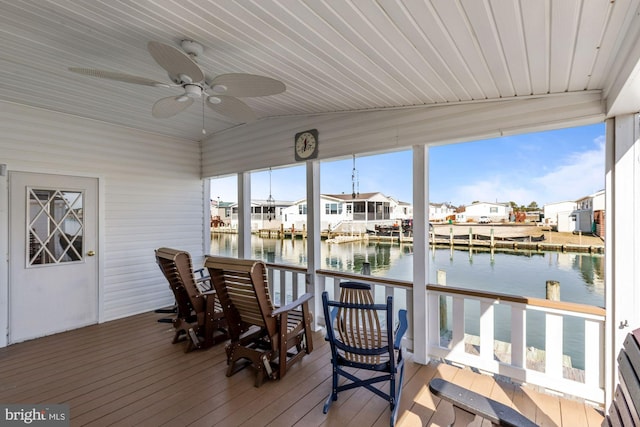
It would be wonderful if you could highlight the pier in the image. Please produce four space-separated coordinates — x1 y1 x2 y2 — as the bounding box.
212 224 604 253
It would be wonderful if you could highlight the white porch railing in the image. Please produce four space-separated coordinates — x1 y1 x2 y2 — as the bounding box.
427 284 605 404
262 262 605 404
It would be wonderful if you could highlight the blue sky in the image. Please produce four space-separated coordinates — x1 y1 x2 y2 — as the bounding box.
211 123 605 207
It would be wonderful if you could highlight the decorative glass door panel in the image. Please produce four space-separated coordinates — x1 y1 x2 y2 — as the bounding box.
27 188 84 265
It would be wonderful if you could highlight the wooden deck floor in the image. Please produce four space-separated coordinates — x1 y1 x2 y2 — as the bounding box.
0 311 604 426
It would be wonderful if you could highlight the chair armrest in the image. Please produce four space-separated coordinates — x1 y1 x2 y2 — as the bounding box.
428 378 537 427
394 309 408 349
272 293 313 316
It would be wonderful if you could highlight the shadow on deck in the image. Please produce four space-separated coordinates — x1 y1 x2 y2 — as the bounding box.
0 311 604 426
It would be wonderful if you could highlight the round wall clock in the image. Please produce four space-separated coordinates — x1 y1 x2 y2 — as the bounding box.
294 129 319 161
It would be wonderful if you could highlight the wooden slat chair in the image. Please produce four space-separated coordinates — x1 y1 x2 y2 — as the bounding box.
602 328 640 426
322 281 408 427
205 255 313 387
155 248 227 352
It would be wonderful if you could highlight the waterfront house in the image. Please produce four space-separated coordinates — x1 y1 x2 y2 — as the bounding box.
281 192 399 233
463 201 512 223
575 190 606 236
393 199 413 222
429 202 456 222
544 200 579 231
225 199 293 231
1 1 640 424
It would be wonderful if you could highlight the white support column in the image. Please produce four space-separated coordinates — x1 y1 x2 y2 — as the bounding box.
413 145 429 363
306 160 323 331
0 163 8 347
203 178 211 256
237 172 251 259
605 114 640 403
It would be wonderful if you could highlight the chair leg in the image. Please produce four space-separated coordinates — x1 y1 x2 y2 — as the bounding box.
390 360 405 426
449 404 476 427
323 366 339 414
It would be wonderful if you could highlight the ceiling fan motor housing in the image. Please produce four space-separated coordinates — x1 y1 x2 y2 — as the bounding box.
184 84 203 98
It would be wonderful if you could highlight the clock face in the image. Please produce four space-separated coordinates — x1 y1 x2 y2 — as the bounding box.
295 130 318 160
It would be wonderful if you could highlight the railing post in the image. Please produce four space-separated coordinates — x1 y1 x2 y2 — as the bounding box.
405 288 414 351
427 290 440 349
291 271 300 300
479 301 494 362
545 312 564 378
451 296 465 354
279 270 287 305
511 304 526 368
437 270 447 333
584 318 604 389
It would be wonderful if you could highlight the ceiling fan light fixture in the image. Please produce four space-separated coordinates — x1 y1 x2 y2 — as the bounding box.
208 96 222 105
184 84 202 98
176 95 189 102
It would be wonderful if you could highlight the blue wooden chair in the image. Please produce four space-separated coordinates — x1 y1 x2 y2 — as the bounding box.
322 281 408 426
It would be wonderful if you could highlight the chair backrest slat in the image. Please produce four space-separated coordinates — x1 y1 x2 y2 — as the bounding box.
331 282 388 364
205 256 276 334
605 328 640 426
156 247 202 314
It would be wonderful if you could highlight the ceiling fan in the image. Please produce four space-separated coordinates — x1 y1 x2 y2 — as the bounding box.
69 40 285 127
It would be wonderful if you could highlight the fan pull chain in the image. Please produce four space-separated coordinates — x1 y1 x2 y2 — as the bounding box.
201 96 206 135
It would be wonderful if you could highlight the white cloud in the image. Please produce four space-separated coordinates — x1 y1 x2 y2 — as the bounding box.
452 178 538 206
531 136 604 204
450 136 605 207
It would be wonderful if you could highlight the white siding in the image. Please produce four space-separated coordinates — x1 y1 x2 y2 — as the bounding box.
202 91 603 177
0 101 204 323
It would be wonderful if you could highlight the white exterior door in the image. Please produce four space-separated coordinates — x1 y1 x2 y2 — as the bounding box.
9 172 98 343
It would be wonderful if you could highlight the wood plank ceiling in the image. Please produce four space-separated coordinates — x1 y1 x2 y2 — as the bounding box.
0 0 638 142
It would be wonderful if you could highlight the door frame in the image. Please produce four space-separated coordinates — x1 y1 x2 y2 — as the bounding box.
0 166 104 348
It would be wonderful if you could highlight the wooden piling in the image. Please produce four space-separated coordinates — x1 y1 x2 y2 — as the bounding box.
361 262 371 275
546 280 560 301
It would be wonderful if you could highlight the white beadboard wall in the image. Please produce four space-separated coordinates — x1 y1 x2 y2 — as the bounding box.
0 100 204 324
202 91 605 177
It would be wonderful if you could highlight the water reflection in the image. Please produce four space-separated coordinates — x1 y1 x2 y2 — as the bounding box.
211 233 604 307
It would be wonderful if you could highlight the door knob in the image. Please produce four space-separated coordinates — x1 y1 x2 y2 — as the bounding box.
87 250 95 256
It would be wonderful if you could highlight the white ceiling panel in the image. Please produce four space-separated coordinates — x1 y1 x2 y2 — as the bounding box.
0 0 638 142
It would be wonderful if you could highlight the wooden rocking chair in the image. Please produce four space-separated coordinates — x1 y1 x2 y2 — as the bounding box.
322 281 408 427
155 248 227 352
205 255 314 387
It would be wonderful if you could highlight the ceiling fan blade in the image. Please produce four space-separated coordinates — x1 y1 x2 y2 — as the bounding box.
206 95 257 123
152 96 194 118
68 68 170 87
209 74 286 97
147 41 204 83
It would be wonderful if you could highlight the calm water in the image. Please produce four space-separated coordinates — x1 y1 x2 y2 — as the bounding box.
211 233 605 369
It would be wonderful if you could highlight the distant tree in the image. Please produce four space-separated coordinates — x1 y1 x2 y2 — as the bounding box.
471 200 479 204
509 201 518 210
527 201 539 210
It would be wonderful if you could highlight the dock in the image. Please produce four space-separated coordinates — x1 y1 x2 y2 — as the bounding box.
212 226 604 253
